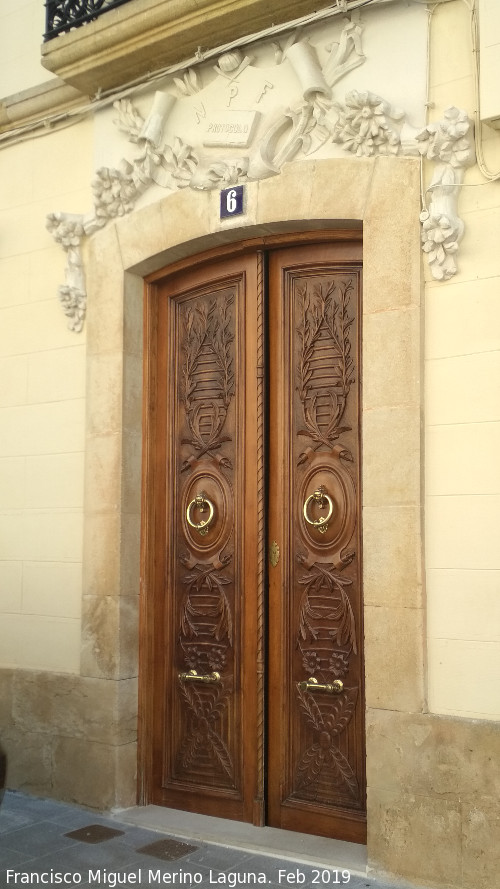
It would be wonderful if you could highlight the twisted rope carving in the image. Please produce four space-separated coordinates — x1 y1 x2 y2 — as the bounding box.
255 251 266 813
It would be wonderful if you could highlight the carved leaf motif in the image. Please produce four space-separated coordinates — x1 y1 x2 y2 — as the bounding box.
207 726 234 779
162 137 199 186
296 684 324 732
296 685 358 738
322 685 358 737
178 680 234 780
112 99 145 143
295 744 325 789
294 685 360 799
181 730 205 770
296 279 355 458
174 69 201 97
180 558 234 644
181 295 235 469
295 740 359 799
329 746 359 799
178 676 205 718
297 558 357 655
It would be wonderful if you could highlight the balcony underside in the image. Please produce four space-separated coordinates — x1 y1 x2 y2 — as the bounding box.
44 0 134 41
40 0 328 95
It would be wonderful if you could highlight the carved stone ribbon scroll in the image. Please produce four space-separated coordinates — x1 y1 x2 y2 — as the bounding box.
46 14 476 331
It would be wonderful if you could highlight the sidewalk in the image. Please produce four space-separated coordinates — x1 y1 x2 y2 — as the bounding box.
0 791 405 889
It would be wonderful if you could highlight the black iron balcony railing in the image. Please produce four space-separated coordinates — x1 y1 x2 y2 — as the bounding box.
44 0 133 41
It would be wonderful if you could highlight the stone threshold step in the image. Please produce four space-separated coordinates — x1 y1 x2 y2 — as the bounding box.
114 805 368 877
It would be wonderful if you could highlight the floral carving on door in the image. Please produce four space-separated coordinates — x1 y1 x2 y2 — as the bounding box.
290 270 363 811
180 295 235 471
296 278 355 462
172 285 239 789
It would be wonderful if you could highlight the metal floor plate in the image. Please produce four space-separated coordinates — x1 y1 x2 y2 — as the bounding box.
64 824 125 844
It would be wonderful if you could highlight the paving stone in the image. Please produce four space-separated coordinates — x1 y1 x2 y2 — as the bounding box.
1 820 78 856
0 792 418 889
136 837 198 861
186 846 259 870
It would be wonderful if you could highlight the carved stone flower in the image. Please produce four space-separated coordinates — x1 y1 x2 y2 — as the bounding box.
416 107 473 169
59 285 86 333
420 210 459 280
332 90 402 157
46 213 84 249
91 164 137 224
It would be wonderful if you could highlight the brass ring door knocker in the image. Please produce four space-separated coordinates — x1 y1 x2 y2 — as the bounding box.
186 491 215 536
303 486 334 533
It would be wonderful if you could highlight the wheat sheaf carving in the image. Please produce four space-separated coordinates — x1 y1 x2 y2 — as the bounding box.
179 554 234 645
296 278 355 462
296 556 357 657
181 294 235 470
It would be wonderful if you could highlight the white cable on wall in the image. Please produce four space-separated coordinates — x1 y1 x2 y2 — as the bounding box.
2 0 499 188
0 0 386 147
470 0 500 181
419 0 500 192
1 0 430 148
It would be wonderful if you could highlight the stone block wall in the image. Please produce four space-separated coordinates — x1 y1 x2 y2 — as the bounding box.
0 120 95 674
0 669 137 809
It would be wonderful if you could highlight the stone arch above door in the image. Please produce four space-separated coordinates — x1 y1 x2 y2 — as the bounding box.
81 155 424 839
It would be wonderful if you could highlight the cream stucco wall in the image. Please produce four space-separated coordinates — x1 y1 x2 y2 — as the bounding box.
0 118 94 672
2 0 499 718
0 0 431 679
0 0 56 95
1 1 500 886
478 0 500 126
425 0 500 720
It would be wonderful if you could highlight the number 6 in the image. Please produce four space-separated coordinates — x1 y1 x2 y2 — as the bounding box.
226 189 237 213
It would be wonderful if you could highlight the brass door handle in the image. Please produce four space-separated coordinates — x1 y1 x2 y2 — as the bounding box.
298 677 343 694
303 486 334 533
178 669 221 684
186 492 215 536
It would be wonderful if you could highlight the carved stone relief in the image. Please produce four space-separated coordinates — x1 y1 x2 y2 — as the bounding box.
47 13 475 331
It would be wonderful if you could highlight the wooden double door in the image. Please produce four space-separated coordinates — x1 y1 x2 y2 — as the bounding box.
141 236 365 844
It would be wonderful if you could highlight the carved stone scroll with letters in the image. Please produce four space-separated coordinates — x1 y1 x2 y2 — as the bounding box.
47 12 475 330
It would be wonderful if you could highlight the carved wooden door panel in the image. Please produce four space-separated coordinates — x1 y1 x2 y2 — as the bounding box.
144 238 364 841
148 253 262 824
267 243 365 844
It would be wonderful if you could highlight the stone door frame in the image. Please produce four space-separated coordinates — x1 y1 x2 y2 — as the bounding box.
82 155 423 862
